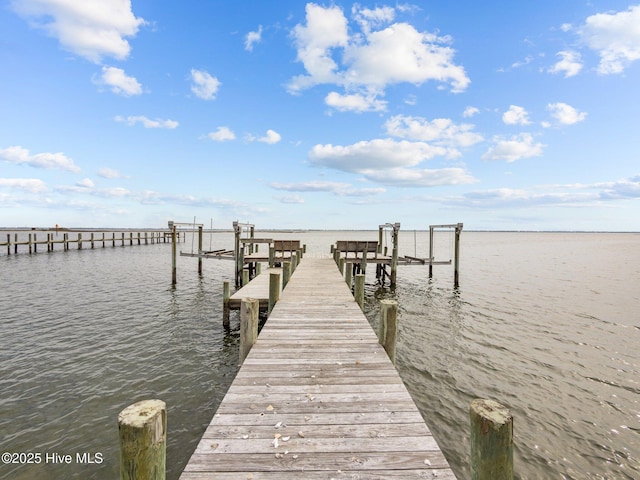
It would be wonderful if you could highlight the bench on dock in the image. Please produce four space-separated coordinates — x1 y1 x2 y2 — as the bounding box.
335 240 378 260
273 240 300 261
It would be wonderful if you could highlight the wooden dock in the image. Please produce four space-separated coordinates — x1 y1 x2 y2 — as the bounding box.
180 257 455 479
227 267 283 309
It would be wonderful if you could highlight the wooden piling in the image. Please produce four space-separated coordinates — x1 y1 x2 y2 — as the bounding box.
198 225 203 275
470 398 513 480
118 399 166 480
454 223 463 288
391 223 400 287
378 299 398 364
354 273 365 310
171 226 177 285
222 281 230 328
239 298 259 364
268 272 280 315
345 261 352 288
242 268 249 287
282 261 291 289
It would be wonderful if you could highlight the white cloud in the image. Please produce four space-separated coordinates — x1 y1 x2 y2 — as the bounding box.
309 138 447 172
352 4 395 34
11 0 146 63
579 5 640 74
275 194 305 204
463 106 479 118
384 115 483 152
325 91 387 112
114 115 178 129
482 134 544 162
0 178 47 193
97 66 143 96
245 25 263 51
207 126 236 142
190 69 221 100
502 105 531 125
98 167 127 179
0 145 80 172
288 4 469 96
269 180 386 196
548 50 583 78
76 178 94 188
248 129 281 144
288 3 349 93
360 167 476 187
307 137 477 187
546 102 587 125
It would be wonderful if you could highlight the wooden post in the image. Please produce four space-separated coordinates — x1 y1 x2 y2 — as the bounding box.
222 281 230 328
454 223 463 288
118 399 166 480
78 233 82 249
268 245 275 268
282 261 291 289
429 226 434 278
338 257 345 277
390 223 400 287
268 272 280 315
64 233 69 251
470 399 513 480
6 234 10 255
233 222 241 288
103 232 107 247
171 226 177 285
239 298 259 364
256 262 261 275
378 226 383 255
242 268 249 287
28 233 33 254
359 246 367 274
91 232 95 249
138 232 141 245
378 300 398 364
345 261 352 288
112 232 116 247
354 274 365 310
198 225 203 275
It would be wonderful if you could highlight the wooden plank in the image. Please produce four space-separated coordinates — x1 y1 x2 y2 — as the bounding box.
180 257 455 478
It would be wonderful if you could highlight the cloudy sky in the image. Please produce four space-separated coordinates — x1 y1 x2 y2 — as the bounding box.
1 1 639 230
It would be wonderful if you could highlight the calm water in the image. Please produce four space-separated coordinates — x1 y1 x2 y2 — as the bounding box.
0 230 638 479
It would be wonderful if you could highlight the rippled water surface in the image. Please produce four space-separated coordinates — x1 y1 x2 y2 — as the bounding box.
1 230 638 479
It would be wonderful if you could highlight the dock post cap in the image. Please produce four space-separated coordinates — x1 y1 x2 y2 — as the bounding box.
118 399 166 436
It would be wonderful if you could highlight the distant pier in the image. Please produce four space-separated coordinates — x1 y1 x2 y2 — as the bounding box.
1 229 182 256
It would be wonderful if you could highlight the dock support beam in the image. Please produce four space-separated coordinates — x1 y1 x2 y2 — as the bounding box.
239 298 259 364
354 274 365 310
378 300 398 364
171 226 177 286
118 399 166 480
198 225 203 275
454 222 463 288
222 281 230 328
470 399 513 480
268 272 280 315
391 222 400 287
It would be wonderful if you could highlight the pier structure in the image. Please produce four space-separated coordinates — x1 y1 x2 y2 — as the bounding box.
0 229 179 256
180 256 456 479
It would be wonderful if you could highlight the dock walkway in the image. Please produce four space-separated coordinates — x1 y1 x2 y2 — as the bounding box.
180 257 455 479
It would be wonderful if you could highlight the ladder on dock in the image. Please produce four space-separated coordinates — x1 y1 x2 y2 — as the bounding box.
180 257 455 479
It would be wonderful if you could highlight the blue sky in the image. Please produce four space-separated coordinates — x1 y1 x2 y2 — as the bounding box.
1 1 639 230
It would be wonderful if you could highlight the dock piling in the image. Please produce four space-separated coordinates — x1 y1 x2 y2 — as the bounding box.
470 398 513 480
118 399 166 480
354 273 365 309
268 272 280 314
239 298 259 364
379 299 398 364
